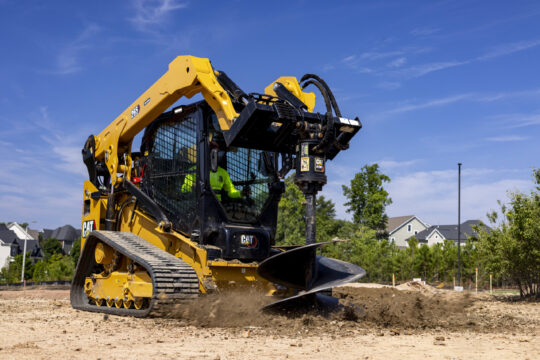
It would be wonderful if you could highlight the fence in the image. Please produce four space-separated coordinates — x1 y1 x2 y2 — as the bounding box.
0 280 71 288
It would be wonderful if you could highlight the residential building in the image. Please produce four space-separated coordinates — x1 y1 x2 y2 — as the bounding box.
0 228 19 269
8 223 44 260
416 220 489 246
41 228 54 240
42 225 80 254
7 222 37 241
0 223 44 268
386 215 430 248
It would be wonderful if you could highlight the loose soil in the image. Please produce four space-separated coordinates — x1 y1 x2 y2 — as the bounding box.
0 284 538 359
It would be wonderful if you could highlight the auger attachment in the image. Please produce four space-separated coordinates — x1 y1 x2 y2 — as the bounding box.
258 240 366 311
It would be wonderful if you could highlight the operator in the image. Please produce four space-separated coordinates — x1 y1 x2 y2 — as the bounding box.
181 141 242 201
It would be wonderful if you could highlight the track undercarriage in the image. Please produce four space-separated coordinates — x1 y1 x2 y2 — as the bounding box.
71 231 199 317
71 231 366 316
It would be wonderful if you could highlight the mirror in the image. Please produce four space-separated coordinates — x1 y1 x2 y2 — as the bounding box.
210 148 218 172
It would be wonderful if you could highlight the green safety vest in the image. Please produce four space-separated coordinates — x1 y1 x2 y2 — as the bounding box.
182 167 241 201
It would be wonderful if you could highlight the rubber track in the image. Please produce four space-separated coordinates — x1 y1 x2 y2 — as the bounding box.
70 231 199 317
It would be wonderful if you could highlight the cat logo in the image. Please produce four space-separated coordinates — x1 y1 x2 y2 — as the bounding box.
240 234 258 248
82 220 96 238
131 104 140 119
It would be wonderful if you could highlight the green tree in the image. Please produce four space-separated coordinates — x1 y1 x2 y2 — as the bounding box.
47 254 75 281
430 243 444 282
275 176 306 245
413 244 432 280
476 169 540 297
41 238 63 260
321 226 377 270
342 164 392 232
440 240 458 283
276 176 349 245
394 247 413 281
2 254 34 283
32 261 48 282
71 238 81 265
460 239 479 285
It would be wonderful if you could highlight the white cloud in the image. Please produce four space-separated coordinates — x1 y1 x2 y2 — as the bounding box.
48 24 100 75
320 165 533 225
410 27 440 37
360 51 405 60
378 159 420 170
0 107 88 228
390 38 540 80
477 39 540 61
0 153 84 229
486 135 528 142
356 67 374 74
341 55 374 73
51 145 87 175
322 64 335 72
493 112 540 128
387 57 406 68
131 0 188 31
386 169 532 225
391 60 468 78
386 93 471 114
382 88 540 116
377 81 401 90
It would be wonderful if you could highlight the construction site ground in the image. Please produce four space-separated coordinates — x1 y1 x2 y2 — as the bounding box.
0 283 538 360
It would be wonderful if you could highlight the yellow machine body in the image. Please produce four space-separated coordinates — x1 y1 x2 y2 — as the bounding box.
74 55 329 314
81 181 277 306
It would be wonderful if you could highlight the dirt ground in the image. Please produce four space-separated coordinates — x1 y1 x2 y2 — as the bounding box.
0 284 538 360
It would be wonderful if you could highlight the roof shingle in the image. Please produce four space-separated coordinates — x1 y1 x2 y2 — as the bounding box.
386 215 414 233
416 220 489 242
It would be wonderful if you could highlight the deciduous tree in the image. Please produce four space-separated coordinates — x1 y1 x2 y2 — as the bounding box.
475 169 540 298
342 164 392 232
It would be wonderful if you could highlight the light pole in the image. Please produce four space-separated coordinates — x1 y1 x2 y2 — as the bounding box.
457 163 462 287
20 221 36 284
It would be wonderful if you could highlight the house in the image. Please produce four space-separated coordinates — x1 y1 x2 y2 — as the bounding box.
7 222 44 260
0 223 45 269
41 228 54 240
386 215 430 248
416 220 489 246
7 222 37 241
42 225 80 254
0 228 19 269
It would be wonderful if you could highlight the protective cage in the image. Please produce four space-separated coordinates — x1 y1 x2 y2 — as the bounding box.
140 103 282 244
141 114 199 233
221 146 275 222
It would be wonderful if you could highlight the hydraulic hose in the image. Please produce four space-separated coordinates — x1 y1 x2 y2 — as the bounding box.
300 74 342 117
301 80 333 115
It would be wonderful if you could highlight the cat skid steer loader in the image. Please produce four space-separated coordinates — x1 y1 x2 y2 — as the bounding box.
71 56 365 316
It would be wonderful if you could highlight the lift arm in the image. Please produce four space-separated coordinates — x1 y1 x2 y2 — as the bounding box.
92 56 239 185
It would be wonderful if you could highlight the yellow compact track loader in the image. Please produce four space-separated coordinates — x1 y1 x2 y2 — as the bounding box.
71 56 365 316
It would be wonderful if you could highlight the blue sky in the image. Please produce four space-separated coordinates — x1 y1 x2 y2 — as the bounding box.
1 0 539 230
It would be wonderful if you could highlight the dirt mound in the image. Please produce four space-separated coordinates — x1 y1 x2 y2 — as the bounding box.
396 281 436 293
152 285 482 333
161 289 275 328
333 286 474 330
